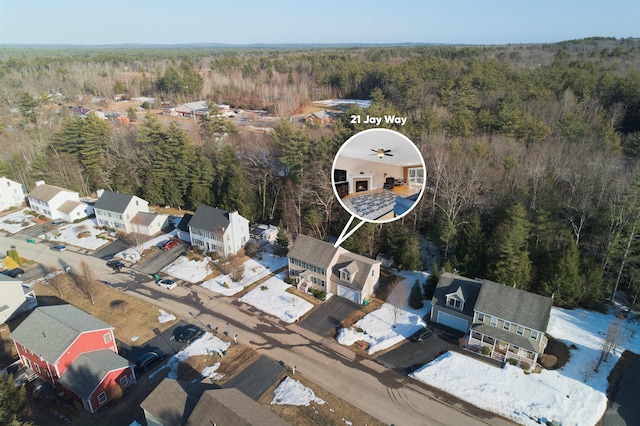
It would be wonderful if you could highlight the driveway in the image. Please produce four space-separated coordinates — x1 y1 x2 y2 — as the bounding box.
377 323 464 374
299 296 359 337
604 354 640 426
92 238 131 260
223 355 285 400
118 319 193 362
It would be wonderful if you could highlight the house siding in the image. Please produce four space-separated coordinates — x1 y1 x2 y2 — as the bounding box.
473 311 543 351
28 191 80 220
0 177 25 210
85 367 135 413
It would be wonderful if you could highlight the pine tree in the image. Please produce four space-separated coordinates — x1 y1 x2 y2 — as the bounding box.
408 279 424 309
127 106 137 122
454 213 488 278
0 373 28 425
540 239 582 307
491 203 532 289
7 247 20 265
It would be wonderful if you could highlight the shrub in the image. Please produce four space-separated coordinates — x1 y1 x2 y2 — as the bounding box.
408 279 424 309
481 346 491 356
116 230 127 238
222 282 230 289
507 358 518 366
540 354 557 369
458 337 468 347
520 362 531 371
284 276 297 286
309 287 326 301
260 285 268 291
231 265 244 282
355 327 364 333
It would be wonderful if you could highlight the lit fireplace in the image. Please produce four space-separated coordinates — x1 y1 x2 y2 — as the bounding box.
355 180 369 192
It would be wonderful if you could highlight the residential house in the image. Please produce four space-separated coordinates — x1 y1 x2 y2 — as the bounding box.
94 190 149 233
249 224 278 244
305 109 335 124
10 305 135 413
141 378 290 426
130 212 169 236
0 274 37 323
288 234 381 304
188 205 249 257
27 181 85 220
0 176 25 211
175 101 209 118
430 273 553 369
176 213 193 243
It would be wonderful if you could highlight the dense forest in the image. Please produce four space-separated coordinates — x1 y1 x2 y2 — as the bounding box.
0 38 639 311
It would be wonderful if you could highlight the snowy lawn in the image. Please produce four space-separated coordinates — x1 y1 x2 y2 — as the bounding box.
0 210 37 233
115 230 176 263
271 377 325 406
40 218 110 250
150 332 230 380
200 253 288 296
157 309 176 324
162 255 214 283
336 270 430 354
409 307 640 426
238 276 313 323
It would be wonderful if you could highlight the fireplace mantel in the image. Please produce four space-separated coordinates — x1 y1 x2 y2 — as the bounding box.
348 174 373 194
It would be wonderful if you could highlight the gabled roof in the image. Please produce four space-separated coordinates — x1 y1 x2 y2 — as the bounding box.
474 280 553 332
177 213 193 233
131 212 159 226
432 273 482 318
472 323 538 353
58 200 85 214
188 205 231 234
10 305 114 364
28 184 76 202
58 349 131 399
186 388 290 426
94 190 142 214
288 234 340 270
331 252 379 291
176 101 208 113
141 378 198 426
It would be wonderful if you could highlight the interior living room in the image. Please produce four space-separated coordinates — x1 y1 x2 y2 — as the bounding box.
333 130 425 221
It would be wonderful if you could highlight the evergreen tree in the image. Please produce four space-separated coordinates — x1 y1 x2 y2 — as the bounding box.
276 228 289 252
127 106 137 122
7 247 20 265
540 239 582 307
408 279 424 309
400 233 421 270
79 112 112 190
490 203 532 289
0 373 28 425
453 213 488 278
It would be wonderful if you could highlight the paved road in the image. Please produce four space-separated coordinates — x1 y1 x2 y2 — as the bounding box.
299 296 359 337
224 355 286 400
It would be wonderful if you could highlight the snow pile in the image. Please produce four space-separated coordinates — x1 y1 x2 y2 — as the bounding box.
157 309 176 324
313 99 371 108
410 351 606 426
271 377 325 406
336 271 430 354
40 218 109 250
0 210 36 233
115 230 176 263
200 363 223 381
200 254 287 296
238 276 313 323
150 332 230 379
162 255 213 283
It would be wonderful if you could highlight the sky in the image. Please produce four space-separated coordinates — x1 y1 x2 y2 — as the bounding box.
0 0 638 46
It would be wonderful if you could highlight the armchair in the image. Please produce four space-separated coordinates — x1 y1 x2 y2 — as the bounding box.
383 177 395 190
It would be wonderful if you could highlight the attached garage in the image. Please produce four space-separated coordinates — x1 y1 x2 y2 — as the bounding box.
436 311 469 332
337 285 360 304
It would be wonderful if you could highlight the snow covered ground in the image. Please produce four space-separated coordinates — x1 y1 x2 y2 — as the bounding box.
162 255 214 283
238 275 313 323
40 218 110 250
157 309 176 324
200 253 287 296
271 377 325 406
115 230 177 263
409 307 640 426
336 270 430 354
0 210 37 233
150 332 230 380
313 99 371 108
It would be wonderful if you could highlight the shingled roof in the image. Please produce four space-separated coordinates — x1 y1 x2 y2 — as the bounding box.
58 349 131 399
10 305 113 364
94 190 141 214
432 273 483 318
288 234 340 270
331 253 379 291
28 184 76 202
474 280 553 332
188 205 231 233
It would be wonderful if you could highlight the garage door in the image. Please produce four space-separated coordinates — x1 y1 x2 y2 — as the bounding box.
437 311 469 332
337 285 360 304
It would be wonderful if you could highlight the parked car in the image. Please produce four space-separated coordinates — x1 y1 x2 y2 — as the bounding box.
50 244 66 252
134 349 166 372
51 220 66 226
1 268 25 278
175 325 203 343
156 278 177 290
106 260 125 270
409 327 434 342
162 239 180 250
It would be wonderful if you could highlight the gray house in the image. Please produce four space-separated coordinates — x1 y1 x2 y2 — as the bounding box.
430 273 482 332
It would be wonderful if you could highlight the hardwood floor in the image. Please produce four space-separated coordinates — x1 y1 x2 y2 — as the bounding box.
341 185 420 200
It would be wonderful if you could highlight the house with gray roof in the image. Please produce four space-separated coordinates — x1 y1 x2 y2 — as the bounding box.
188 205 249 257
430 273 553 370
94 189 150 234
0 274 37 323
10 305 135 413
288 234 381 304
27 180 85 220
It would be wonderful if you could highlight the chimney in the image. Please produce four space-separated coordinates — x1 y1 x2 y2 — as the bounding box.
96 189 105 198
35 180 45 187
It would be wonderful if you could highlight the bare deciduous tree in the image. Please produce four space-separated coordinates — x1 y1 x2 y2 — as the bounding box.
387 281 409 328
595 319 624 372
75 261 99 305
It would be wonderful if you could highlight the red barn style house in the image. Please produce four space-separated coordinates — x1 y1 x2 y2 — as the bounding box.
10 305 135 413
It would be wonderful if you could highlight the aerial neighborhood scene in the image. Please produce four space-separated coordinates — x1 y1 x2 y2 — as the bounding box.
1 1 640 425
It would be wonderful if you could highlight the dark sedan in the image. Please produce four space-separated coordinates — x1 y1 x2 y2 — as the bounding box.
175 325 203 343
135 349 166 371
409 327 435 342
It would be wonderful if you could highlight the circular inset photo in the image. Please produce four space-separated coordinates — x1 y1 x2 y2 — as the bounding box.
332 128 426 223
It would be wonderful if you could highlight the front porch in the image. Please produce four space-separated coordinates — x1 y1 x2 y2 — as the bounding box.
468 330 537 370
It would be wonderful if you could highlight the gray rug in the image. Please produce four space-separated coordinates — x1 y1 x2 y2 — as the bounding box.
342 190 397 220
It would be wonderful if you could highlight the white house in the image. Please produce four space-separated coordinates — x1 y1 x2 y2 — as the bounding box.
0 275 37 323
27 181 83 220
130 212 168 236
188 205 249 257
0 177 25 211
288 234 381 304
175 101 209 118
249 224 278 244
94 190 149 233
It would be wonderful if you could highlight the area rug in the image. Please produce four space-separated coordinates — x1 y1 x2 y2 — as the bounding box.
342 190 397 220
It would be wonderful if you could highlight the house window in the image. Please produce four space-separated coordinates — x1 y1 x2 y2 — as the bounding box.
120 376 129 387
340 270 350 281
530 330 539 340
477 313 485 322
97 392 107 404
103 332 112 344
371 270 374 276
503 321 511 331
447 298 461 309
490 316 497 327
33 363 41 373
516 325 524 336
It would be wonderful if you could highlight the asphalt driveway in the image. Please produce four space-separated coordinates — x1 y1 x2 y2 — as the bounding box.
299 296 359 337
92 238 131 260
223 355 285 400
134 240 188 275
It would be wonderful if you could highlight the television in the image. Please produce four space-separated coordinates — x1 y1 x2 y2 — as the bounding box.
334 168 347 183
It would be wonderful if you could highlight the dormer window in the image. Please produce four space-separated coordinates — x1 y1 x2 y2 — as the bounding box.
340 261 359 283
445 287 465 311
340 270 351 282
447 298 462 309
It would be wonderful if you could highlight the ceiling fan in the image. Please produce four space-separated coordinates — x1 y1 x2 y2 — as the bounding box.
369 148 393 158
